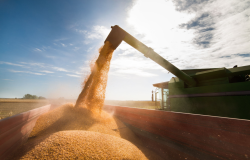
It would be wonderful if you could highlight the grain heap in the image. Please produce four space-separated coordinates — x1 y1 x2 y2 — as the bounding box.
19 131 147 159
9 41 162 159
29 103 122 138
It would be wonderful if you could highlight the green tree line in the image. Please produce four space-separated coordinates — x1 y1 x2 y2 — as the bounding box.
23 94 46 99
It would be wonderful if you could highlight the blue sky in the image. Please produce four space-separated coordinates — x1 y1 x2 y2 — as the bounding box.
0 0 250 100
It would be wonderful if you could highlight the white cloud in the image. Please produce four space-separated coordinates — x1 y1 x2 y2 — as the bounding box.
127 0 195 50
5 61 82 79
75 29 87 34
45 55 56 59
53 67 68 72
204 0 250 61
87 47 93 52
112 68 157 77
20 62 45 68
87 26 109 39
66 74 81 78
104 0 197 77
109 54 164 77
111 55 161 70
121 0 250 73
76 26 110 40
83 40 90 44
74 47 80 51
100 0 249 79
61 43 67 47
0 61 24 67
18 61 73 74
9 70 45 75
34 48 42 52
75 71 82 75
117 41 133 51
79 66 90 73
40 70 54 73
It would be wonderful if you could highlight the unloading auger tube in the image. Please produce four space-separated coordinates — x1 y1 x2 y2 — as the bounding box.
104 25 197 87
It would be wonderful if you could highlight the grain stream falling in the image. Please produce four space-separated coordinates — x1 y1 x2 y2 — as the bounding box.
75 41 115 114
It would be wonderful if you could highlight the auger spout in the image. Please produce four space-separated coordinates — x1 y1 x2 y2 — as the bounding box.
105 25 197 87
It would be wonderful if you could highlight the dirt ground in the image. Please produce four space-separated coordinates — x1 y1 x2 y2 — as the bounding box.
0 99 159 120
104 100 160 109
0 99 63 119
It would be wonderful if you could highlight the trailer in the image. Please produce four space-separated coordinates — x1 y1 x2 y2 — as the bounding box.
1 104 250 159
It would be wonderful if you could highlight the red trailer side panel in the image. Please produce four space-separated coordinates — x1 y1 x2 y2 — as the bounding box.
103 105 250 160
0 104 58 160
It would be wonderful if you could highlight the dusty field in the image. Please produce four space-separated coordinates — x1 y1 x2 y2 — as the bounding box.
105 100 160 110
0 99 49 103
0 99 63 120
0 99 160 120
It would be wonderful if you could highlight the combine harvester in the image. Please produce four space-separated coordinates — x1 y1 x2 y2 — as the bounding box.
103 26 250 159
1 25 250 159
105 25 250 120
